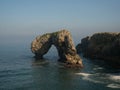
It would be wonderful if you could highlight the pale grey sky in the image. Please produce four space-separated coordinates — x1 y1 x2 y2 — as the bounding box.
0 0 120 42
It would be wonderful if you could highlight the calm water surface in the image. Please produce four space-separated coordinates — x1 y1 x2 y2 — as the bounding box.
0 36 120 90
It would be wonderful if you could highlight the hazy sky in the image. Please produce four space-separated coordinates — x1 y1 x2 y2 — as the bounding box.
0 0 120 39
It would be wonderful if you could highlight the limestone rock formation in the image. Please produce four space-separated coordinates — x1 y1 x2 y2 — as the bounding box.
31 30 83 68
76 32 120 68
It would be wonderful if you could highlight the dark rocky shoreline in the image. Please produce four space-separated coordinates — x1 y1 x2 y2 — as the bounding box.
76 32 120 68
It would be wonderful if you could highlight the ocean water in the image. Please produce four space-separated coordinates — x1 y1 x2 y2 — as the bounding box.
0 36 120 90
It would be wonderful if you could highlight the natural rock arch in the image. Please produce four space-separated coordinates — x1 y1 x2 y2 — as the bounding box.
31 30 83 68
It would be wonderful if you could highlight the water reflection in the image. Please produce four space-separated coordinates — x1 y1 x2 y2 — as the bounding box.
31 57 83 90
32 58 50 67
30 54 120 90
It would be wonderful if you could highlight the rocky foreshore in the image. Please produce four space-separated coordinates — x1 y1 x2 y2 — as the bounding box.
31 30 83 68
76 32 120 68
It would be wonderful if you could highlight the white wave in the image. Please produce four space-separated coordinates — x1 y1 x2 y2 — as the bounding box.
75 73 92 77
109 75 120 82
107 84 120 89
93 67 103 70
75 72 104 84
76 72 120 85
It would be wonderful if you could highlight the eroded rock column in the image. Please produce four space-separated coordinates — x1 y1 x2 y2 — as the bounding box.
31 30 83 68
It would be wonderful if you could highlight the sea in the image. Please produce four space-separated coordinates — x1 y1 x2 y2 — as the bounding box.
0 35 120 90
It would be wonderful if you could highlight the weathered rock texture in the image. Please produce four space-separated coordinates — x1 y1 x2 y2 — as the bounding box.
76 32 120 68
31 30 83 68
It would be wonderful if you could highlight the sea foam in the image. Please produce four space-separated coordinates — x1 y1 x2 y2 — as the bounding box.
75 72 104 84
107 84 120 89
75 72 92 77
109 75 120 81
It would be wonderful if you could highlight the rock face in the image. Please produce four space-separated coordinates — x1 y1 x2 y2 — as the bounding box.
31 30 83 68
76 32 120 68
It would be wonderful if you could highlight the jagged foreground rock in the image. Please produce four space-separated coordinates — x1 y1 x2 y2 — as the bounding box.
76 32 120 68
31 30 83 68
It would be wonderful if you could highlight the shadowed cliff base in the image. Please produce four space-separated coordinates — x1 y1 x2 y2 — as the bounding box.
31 30 83 68
76 32 120 68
